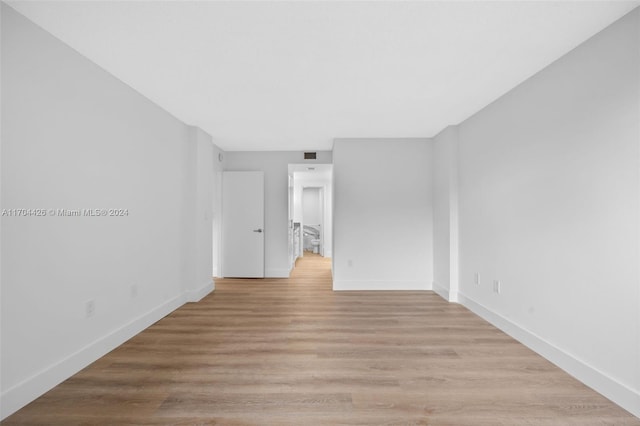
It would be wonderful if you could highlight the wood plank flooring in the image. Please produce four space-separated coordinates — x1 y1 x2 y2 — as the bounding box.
4 253 639 425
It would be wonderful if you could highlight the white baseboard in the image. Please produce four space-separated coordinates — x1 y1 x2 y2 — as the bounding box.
432 281 450 301
212 266 218 278
433 281 459 303
185 279 214 302
458 292 640 418
265 268 290 278
0 295 185 420
333 280 430 291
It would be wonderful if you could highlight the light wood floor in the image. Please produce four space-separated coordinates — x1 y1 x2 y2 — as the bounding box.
4 253 638 425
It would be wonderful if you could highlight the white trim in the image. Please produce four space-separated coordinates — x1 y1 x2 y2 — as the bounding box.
458 292 640 418
0 295 185 420
185 280 214 302
265 268 290 278
212 267 218 278
333 280 430 291
432 281 449 301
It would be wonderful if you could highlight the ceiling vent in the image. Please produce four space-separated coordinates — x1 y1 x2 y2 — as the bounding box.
304 152 317 160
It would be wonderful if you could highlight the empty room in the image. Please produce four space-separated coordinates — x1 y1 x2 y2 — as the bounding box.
1 0 639 424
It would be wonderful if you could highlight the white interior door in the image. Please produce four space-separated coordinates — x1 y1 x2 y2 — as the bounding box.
222 171 264 278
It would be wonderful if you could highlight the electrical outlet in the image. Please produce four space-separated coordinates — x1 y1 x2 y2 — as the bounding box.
474 272 480 285
131 284 138 298
85 299 95 318
493 280 501 294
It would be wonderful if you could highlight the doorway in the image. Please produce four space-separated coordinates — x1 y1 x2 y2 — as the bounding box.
287 164 333 273
302 187 324 256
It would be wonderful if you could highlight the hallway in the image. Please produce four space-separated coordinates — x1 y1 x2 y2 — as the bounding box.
4 255 638 425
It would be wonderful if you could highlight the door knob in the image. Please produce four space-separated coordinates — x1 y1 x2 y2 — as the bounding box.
253 228 263 233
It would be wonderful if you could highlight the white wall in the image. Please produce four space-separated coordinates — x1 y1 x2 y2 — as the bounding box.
432 126 459 302
454 8 640 417
0 5 215 418
224 151 332 277
302 188 322 225
211 146 226 278
333 138 433 290
293 179 302 223
190 127 216 301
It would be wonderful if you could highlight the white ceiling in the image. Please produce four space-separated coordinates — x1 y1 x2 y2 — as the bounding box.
7 1 639 151
290 163 333 173
289 163 332 181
